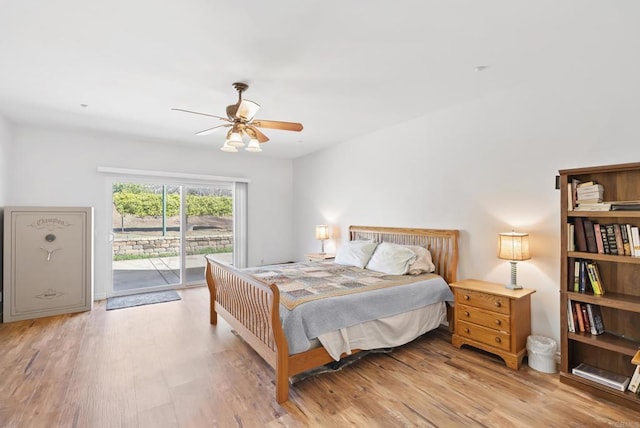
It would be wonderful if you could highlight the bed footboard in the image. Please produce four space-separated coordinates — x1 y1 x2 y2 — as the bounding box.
205 256 290 402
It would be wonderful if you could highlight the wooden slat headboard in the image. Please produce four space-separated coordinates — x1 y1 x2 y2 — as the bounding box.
349 225 459 284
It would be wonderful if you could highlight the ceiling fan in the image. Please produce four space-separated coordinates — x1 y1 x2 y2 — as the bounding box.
172 82 303 153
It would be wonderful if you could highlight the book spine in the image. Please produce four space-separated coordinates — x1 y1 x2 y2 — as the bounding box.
586 304 597 335
583 219 598 254
580 304 591 333
571 178 581 210
591 262 605 295
573 260 580 292
567 299 575 333
579 260 588 293
575 302 585 332
614 224 624 256
628 365 640 393
632 226 640 257
627 224 635 257
621 224 631 256
586 262 603 295
605 224 618 255
590 304 605 334
593 223 604 254
599 226 611 254
568 223 575 252
574 218 587 252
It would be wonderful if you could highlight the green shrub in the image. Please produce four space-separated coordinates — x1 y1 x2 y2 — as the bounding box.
113 192 232 218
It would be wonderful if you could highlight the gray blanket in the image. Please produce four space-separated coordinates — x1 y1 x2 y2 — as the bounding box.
269 267 454 355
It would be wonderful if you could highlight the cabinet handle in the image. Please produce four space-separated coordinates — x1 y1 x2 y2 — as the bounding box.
495 319 501 325
464 311 470 317
464 328 470 333
464 295 470 300
495 301 501 308
495 337 502 343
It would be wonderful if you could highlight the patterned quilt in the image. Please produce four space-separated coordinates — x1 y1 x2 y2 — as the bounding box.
242 261 437 310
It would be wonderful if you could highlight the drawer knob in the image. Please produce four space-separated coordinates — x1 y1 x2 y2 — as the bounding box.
464 311 470 317
464 295 470 300
495 301 502 308
495 319 501 325
464 328 470 333
495 337 502 343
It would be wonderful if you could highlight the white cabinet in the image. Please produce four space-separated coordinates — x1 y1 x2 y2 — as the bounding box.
3 207 93 322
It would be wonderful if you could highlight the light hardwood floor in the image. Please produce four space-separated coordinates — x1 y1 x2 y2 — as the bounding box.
1 286 639 428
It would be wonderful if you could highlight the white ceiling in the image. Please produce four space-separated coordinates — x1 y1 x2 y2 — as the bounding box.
1 1 638 158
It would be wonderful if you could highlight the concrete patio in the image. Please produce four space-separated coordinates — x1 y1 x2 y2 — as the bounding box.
112 253 231 292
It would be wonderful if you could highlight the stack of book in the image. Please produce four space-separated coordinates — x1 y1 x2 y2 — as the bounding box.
569 219 640 257
576 181 604 209
567 300 605 335
569 259 605 295
572 363 630 391
629 350 640 395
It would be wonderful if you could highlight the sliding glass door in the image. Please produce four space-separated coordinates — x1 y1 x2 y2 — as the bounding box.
184 185 233 283
110 181 234 296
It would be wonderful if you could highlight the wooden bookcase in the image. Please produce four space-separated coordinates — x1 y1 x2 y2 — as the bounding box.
559 162 640 410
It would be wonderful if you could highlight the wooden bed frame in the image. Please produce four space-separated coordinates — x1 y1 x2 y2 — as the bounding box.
205 225 459 403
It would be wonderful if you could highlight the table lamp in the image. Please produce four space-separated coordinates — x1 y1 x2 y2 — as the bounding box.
315 225 329 254
498 231 531 289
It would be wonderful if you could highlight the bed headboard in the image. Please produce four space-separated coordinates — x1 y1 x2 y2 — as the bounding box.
349 225 459 284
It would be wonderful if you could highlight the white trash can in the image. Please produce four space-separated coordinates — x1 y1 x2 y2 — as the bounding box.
527 335 558 373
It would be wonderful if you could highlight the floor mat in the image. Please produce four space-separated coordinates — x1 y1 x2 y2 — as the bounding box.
106 290 181 310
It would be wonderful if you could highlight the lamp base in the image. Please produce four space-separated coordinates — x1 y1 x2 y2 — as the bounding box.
505 261 523 289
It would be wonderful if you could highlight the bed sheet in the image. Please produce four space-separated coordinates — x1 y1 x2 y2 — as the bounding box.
317 301 447 360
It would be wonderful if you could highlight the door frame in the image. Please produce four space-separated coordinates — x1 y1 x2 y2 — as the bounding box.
99 167 249 298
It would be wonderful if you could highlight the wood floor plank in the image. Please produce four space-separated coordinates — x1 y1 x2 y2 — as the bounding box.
2 286 640 427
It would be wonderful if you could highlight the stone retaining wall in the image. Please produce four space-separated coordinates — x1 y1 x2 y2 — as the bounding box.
113 234 233 257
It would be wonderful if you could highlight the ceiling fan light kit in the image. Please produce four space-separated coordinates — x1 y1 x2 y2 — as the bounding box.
245 138 262 153
173 82 303 153
220 141 238 152
227 129 245 147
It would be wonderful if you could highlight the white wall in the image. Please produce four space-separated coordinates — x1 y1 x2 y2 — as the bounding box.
292 70 640 345
0 114 12 308
8 125 293 299
0 114 10 206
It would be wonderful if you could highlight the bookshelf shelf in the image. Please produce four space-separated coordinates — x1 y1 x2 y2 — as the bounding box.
568 211 640 219
568 251 640 264
565 291 640 312
567 331 640 356
560 373 640 409
560 162 640 411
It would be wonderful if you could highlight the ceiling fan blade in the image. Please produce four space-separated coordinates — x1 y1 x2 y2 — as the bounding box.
247 125 269 143
195 124 231 136
236 99 261 121
172 108 229 121
252 119 303 132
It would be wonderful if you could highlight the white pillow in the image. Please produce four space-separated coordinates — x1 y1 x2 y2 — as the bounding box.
365 242 417 275
334 240 379 268
404 245 436 274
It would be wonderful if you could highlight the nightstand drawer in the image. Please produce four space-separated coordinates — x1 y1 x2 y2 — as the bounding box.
457 320 511 351
454 289 510 315
456 303 511 333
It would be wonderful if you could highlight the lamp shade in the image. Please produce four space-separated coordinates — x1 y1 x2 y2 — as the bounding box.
315 225 329 240
245 138 262 152
498 232 531 261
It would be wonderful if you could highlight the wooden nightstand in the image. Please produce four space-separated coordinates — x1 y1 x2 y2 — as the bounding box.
305 253 335 262
450 279 535 370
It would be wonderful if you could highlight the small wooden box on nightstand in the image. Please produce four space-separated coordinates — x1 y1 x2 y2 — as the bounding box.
450 279 535 370
305 253 335 262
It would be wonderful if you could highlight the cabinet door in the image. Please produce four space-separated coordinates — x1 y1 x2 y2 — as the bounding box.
3 207 93 322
